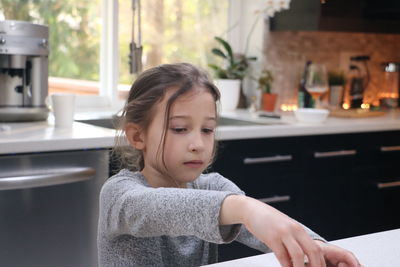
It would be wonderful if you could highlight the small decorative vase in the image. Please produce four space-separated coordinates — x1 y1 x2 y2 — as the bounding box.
329 85 344 108
214 79 241 112
262 93 278 112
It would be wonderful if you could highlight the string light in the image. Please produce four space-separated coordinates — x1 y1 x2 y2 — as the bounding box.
280 104 297 112
342 103 350 110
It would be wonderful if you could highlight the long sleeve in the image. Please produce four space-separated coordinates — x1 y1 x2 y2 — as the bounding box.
97 170 326 266
99 171 241 244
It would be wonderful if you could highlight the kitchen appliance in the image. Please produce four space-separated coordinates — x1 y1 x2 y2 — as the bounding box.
347 55 370 109
0 149 109 267
0 20 49 122
380 62 400 108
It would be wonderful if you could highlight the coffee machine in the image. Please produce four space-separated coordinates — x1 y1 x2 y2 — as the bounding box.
0 20 49 122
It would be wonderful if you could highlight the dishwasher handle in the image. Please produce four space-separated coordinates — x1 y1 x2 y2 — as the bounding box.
0 167 96 190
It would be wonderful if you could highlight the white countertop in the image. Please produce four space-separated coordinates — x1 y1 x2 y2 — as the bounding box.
206 228 400 267
216 109 400 140
0 120 116 155
1 109 400 155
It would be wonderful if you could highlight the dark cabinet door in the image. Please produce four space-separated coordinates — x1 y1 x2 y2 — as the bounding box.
355 131 400 234
212 137 304 261
300 134 360 241
214 137 305 218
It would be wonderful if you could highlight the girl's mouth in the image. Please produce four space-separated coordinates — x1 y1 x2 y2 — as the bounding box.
183 160 204 168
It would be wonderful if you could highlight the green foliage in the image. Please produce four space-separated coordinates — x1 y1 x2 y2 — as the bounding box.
208 36 256 80
0 0 100 81
258 69 274 94
328 71 346 86
1 0 230 85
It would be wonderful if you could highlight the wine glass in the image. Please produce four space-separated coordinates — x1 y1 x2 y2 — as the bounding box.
305 63 328 108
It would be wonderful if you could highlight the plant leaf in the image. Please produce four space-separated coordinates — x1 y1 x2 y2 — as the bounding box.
214 36 234 64
211 48 227 59
208 64 228 79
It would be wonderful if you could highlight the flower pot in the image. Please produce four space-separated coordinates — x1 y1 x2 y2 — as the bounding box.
262 93 277 112
214 79 241 112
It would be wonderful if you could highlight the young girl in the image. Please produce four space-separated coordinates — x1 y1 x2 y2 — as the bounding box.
98 63 361 267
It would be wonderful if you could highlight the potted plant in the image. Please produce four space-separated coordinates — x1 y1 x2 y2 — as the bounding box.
208 36 256 112
257 69 277 112
328 71 346 108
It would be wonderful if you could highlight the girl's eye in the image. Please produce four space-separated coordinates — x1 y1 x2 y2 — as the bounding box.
171 127 187 133
202 128 215 134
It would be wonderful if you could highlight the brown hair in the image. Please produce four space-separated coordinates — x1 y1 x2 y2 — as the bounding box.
113 63 220 172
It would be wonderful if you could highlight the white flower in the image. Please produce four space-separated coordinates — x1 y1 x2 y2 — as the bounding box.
263 0 291 17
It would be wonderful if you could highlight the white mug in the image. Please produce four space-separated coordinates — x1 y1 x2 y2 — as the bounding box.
49 93 76 128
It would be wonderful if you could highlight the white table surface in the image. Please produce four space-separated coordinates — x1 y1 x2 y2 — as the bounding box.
205 229 400 267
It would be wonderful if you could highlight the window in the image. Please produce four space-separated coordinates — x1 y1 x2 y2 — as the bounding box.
0 0 102 96
118 0 229 86
0 1 233 107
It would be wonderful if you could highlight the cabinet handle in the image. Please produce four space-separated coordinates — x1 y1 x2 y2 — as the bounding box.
314 150 356 158
243 155 292 164
377 181 400 189
0 167 95 191
380 146 400 152
258 195 291 204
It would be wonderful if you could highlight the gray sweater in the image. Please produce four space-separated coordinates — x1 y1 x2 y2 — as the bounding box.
97 170 323 267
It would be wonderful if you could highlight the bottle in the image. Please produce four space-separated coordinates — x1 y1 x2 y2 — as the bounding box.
298 61 314 108
348 65 364 109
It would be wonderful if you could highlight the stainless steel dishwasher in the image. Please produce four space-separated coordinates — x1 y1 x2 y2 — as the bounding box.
0 149 109 267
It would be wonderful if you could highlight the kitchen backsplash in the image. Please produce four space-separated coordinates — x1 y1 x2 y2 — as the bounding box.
264 30 400 106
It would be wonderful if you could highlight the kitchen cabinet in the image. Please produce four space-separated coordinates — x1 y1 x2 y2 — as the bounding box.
300 133 360 241
211 136 306 261
352 131 400 235
212 136 307 261
270 0 400 34
211 130 400 261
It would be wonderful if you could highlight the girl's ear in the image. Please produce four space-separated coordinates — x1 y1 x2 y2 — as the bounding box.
125 123 145 150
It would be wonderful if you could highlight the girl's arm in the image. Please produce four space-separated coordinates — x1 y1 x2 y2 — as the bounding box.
220 195 361 267
100 174 242 244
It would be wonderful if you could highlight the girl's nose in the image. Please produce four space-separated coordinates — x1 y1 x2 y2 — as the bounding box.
188 135 204 152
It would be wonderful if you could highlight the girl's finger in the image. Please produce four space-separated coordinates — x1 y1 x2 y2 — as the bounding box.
295 232 323 267
270 241 292 267
319 252 327 267
282 237 307 267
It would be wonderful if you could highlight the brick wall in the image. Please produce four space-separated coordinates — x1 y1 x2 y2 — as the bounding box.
264 29 400 106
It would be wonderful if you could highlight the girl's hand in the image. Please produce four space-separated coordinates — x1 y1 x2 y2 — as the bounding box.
242 197 326 267
315 240 362 267
220 195 362 267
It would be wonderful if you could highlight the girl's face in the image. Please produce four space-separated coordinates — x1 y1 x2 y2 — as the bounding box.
141 87 217 188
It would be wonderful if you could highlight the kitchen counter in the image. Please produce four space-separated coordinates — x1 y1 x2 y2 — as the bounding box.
1 109 400 155
0 120 116 155
206 228 400 267
217 109 400 140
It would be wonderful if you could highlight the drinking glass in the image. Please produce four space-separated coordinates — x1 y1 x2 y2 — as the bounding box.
305 63 328 108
